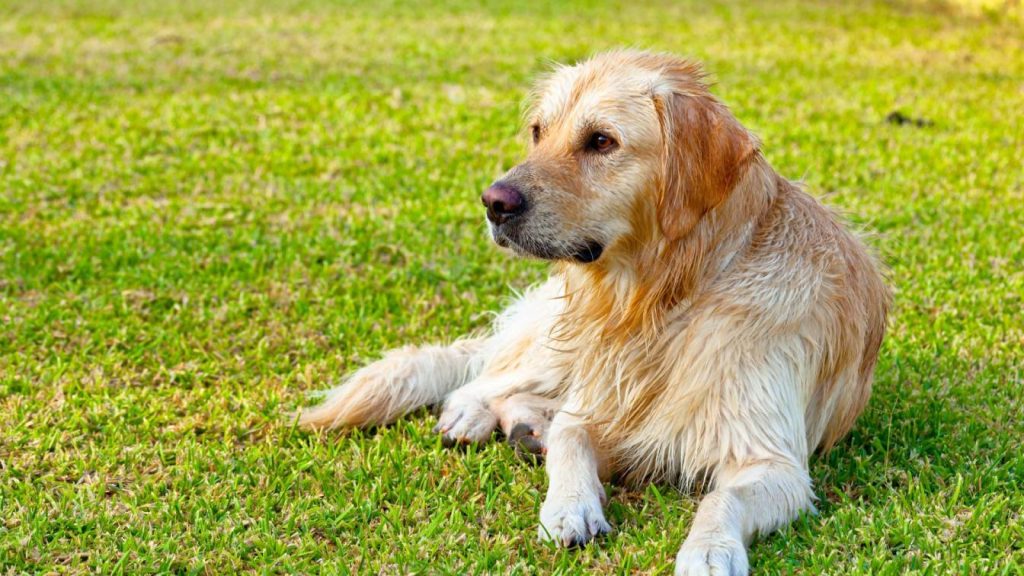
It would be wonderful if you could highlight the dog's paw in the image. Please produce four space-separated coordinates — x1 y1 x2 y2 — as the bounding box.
433 393 497 447
538 494 610 548
674 533 748 576
495 393 556 464
508 422 546 463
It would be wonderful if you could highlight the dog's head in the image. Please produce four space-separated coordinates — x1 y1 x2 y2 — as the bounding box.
483 50 757 264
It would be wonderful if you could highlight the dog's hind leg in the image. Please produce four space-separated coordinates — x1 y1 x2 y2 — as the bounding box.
434 278 569 446
492 393 562 462
298 337 488 431
433 366 565 447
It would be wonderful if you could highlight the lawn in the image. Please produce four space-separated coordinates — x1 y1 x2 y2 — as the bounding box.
1 0 1022 573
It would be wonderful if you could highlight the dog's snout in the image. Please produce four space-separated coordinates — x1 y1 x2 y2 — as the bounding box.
482 182 526 224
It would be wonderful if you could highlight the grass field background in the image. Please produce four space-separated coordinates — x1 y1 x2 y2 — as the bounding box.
2 0 1022 573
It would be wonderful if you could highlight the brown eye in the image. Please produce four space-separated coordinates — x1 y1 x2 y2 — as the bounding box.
531 125 541 144
588 132 616 153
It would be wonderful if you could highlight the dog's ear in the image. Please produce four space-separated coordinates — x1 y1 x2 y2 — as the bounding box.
654 90 756 241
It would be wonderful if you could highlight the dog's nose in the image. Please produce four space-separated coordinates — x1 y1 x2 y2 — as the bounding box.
482 182 526 225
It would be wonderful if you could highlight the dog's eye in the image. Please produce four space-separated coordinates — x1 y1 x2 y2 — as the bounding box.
587 132 616 153
531 125 541 144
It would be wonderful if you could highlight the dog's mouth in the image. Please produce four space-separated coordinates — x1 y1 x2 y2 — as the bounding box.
570 241 604 264
491 223 604 264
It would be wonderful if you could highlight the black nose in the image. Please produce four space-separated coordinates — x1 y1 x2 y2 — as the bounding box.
481 182 526 225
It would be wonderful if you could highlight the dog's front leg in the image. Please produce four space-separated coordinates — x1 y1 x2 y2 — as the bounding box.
298 337 488 430
675 457 815 576
538 398 611 547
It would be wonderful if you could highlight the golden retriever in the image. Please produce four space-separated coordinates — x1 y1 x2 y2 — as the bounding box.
300 49 890 575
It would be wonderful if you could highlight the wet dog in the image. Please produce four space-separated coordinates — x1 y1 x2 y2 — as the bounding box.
300 50 890 575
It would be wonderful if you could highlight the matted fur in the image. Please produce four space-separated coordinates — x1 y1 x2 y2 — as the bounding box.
301 50 890 575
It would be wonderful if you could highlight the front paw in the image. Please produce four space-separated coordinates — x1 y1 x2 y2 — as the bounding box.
539 493 610 548
433 393 497 447
675 533 748 576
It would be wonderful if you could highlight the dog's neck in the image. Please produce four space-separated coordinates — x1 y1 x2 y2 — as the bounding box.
557 158 778 343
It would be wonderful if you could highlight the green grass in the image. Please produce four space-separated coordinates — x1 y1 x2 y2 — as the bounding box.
1 0 1022 573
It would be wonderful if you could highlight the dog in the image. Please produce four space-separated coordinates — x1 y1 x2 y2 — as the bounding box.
300 49 890 575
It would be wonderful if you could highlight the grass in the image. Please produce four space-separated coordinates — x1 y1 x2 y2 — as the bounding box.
1 0 1022 573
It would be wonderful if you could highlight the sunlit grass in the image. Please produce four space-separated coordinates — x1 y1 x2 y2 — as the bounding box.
1 0 1022 573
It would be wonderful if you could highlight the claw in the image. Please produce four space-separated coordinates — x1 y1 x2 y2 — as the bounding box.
509 423 546 464
565 535 590 549
508 423 534 443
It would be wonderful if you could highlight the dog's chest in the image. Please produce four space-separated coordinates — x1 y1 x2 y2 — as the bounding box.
565 324 721 484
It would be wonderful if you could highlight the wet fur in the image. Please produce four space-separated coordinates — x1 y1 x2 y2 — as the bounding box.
300 50 890 575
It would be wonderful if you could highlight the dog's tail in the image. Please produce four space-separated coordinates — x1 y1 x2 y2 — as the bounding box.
297 337 488 430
